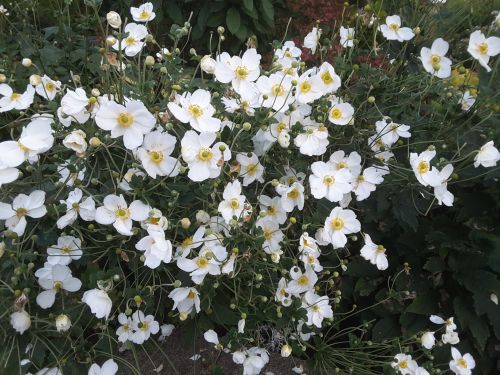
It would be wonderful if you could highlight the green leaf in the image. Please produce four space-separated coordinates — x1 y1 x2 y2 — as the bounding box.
235 23 248 41
260 0 274 23
243 0 254 12
226 7 241 35
372 316 400 340
454 296 490 351
405 293 437 315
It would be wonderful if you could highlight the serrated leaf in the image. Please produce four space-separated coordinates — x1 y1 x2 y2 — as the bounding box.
226 7 241 35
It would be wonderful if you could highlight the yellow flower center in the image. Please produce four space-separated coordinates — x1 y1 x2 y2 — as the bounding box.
300 81 311 93
195 257 209 269
149 150 164 164
187 290 197 299
431 55 441 65
53 281 63 290
125 36 136 46
330 107 342 119
235 66 249 79
182 236 193 246
197 148 213 161
10 93 22 101
280 288 287 297
115 207 131 220
417 161 429 174
61 246 71 254
287 188 300 199
16 207 27 217
271 84 285 97
357 175 365 182
376 245 386 253
478 42 488 55
297 275 309 286
307 255 315 264
312 305 320 312
399 360 408 369
229 198 240 209
247 163 257 175
188 104 203 118
457 358 467 368
337 161 347 169
117 112 134 128
267 206 276 216
284 50 292 58
323 175 335 186
277 122 287 133
45 82 56 92
389 23 400 31
139 321 150 331
139 10 150 20
263 229 273 240
331 217 344 231
321 71 333 85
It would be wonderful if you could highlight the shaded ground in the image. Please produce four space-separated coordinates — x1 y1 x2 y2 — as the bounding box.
122 329 305 375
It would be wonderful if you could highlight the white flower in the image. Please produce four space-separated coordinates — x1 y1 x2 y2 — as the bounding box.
309 161 352 202
130 310 159 344
303 27 321 54
287 266 318 295
95 194 150 235
177 240 227 284
467 30 500 72
119 168 145 191
218 180 246 224
378 15 415 42
276 181 305 212
204 330 219 346
275 277 292 307
329 150 362 179
360 233 388 270
137 130 179 178
391 354 418 375
474 140 499 168
442 331 460 344
60 88 91 125
313 62 341 93
0 84 35 112
10 310 31 334
116 313 133 343
135 226 173 268
449 347 475 375
56 188 95 229
175 225 205 258
237 153 264 186
275 41 301 68
35 75 61 100
256 218 284 254
421 331 436 350
168 287 201 315
168 89 221 132
181 130 228 182
0 190 47 236
159 323 175 341
302 291 333 328
259 195 287 225
141 208 169 230
434 164 454 206
328 97 354 125
375 119 411 147
113 23 148 56
47 236 82 266
106 11 122 29
95 99 155 150
294 122 329 156
214 49 261 95
415 367 431 375
352 167 386 201
88 359 118 375
233 347 269 375
0 115 54 167
340 26 355 48
63 130 87 155
295 71 323 105
420 38 452 78
459 91 476 111
131 2 155 22
410 150 442 187
256 72 294 112
0 163 19 188
55 314 71 332
82 289 113 319
36 264 82 309
430 315 457 332
323 207 361 248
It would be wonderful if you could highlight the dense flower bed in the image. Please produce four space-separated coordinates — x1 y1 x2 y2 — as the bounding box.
0 1 499 374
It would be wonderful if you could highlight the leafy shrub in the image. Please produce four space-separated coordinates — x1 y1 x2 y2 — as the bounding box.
0 1 499 374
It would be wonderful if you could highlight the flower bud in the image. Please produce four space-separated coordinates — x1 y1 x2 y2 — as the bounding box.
367 96 375 103
217 26 225 35
106 36 117 46
281 344 292 357
200 55 216 74
55 314 71 332
106 11 122 29
413 26 421 35
89 137 101 147
179 312 189 321
180 218 191 229
145 55 155 66
0 74 6 83
0 242 5 258
196 210 210 224
21 58 32 67
29 74 41 86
